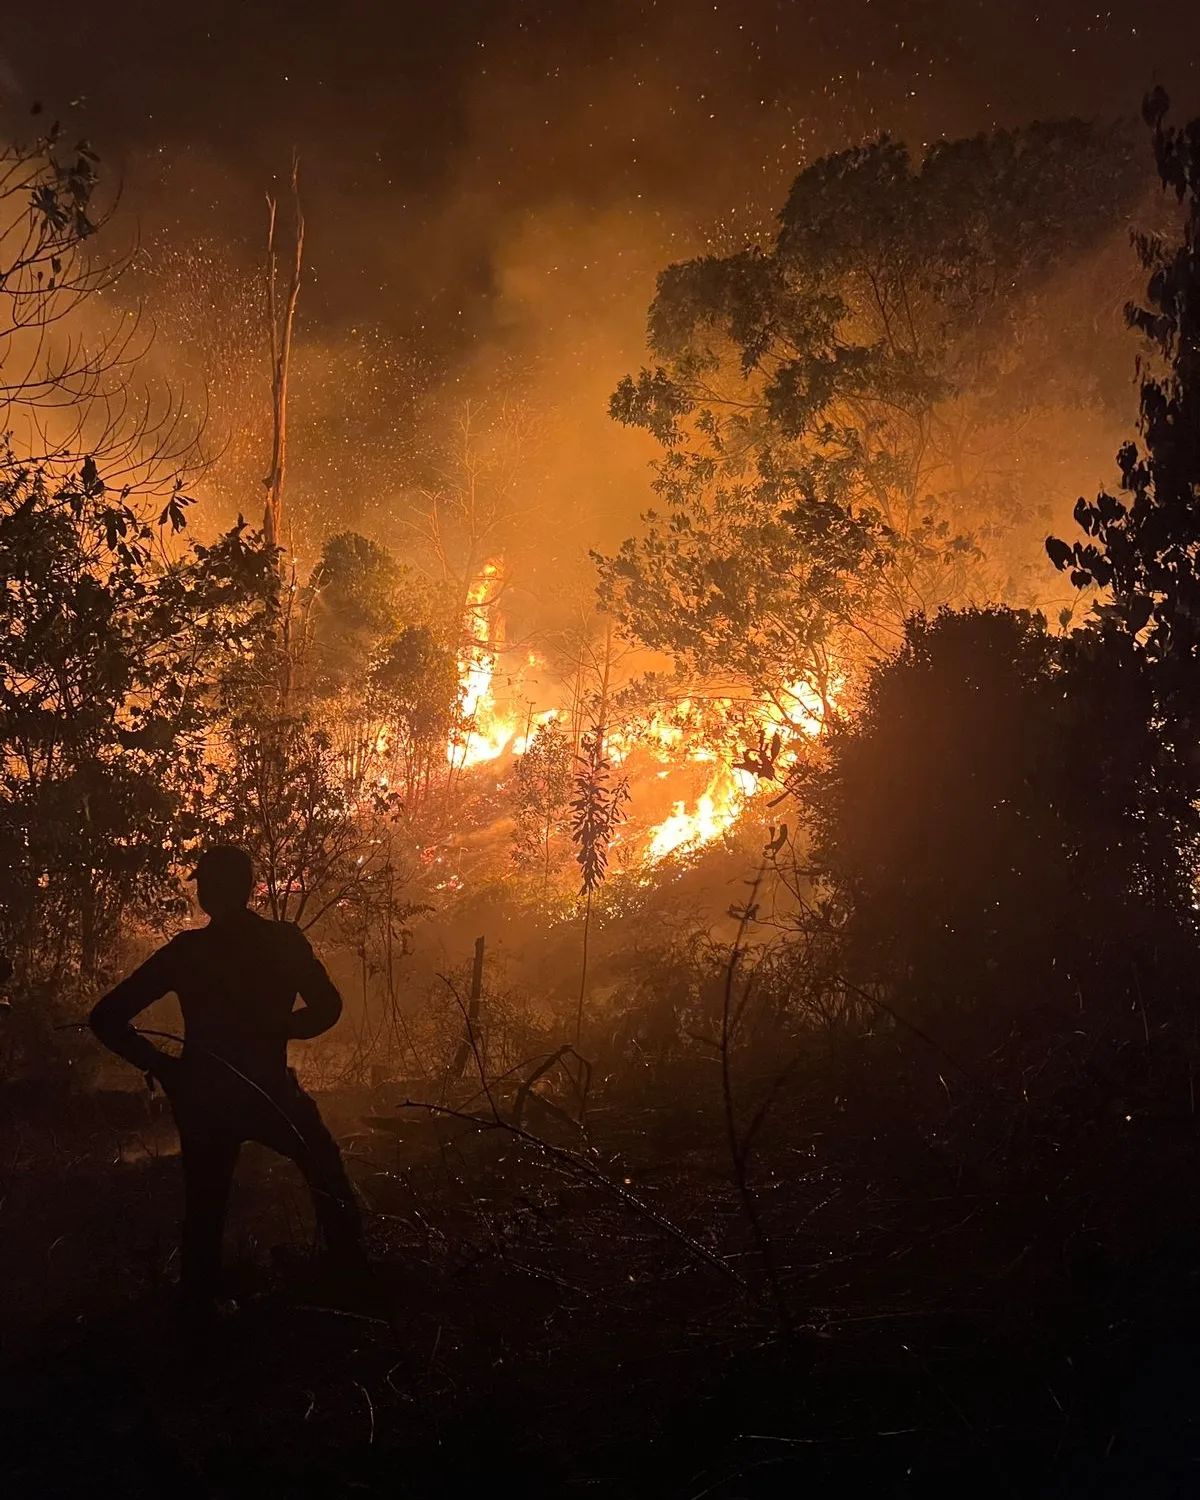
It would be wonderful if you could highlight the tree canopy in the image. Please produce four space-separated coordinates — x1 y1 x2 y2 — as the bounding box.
601 121 1143 710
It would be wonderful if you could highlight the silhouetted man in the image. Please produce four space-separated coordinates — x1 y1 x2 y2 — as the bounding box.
90 845 366 1315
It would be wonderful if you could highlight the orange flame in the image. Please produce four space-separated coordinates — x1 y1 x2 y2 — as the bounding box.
445 558 839 872
451 563 521 768
644 760 758 862
636 675 837 864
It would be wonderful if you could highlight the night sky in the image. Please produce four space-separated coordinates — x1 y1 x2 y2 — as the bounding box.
1 1 1195 564
4 0 1195 343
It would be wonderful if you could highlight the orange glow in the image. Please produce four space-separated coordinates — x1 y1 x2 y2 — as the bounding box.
451 563 521 768
512 707 559 756
636 674 838 864
446 558 839 868
644 759 758 861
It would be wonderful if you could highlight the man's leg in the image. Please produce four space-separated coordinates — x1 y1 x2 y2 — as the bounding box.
179 1132 240 1308
249 1075 366 1266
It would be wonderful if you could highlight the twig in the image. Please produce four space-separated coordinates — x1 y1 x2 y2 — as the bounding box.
512 1044 591 1129
437 969 496 1118
833 973 976 1083
354 1381 375 1445
294 1304 391 1329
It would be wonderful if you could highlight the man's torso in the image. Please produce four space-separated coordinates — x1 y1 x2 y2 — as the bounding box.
167 913 303 1077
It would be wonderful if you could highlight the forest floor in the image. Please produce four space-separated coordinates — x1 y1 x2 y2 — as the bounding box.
3 1067 1200 1497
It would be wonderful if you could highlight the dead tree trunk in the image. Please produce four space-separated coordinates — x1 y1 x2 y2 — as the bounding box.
449 935 486 1082
264 155 304 557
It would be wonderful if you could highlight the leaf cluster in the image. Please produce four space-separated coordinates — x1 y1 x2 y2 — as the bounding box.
570 732 630 898
1048 94 1200 744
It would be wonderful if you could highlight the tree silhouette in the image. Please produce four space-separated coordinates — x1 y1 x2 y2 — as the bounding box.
1048 92 1200 770
800 607 1196 1025
511 720 573 897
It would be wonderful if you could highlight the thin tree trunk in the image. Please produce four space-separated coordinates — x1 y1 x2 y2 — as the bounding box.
449 936 486 1081
575 618 615 1046
264 156 304 559
575 889 592 1048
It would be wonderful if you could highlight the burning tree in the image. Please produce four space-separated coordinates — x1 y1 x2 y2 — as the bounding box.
369 625 461 807
300 530 456 795
596 454 892 724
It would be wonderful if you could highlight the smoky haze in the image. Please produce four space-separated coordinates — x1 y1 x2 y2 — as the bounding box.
0 0 1196 631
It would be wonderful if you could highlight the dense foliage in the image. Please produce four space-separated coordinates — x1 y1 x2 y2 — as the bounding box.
8 85 1200 1500
600 121 1143 710
799 606 1198 1025
0 125 464 1073
1049 93 1200 772
0 460 278 984
510 720 573 895
0 122 283 1016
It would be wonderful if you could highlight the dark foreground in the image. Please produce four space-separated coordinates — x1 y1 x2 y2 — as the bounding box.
3 1061 1200 1498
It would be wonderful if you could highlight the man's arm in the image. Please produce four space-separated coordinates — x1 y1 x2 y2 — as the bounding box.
285 927 343 1040
89 942 180 1074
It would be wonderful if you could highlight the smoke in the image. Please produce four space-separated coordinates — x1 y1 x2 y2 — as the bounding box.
13 0 1198 631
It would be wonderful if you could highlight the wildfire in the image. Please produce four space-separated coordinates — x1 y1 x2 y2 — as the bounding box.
512 707 560 756
445 558 839 870
451 563 521 768
644 760 758 862
635 676 836 864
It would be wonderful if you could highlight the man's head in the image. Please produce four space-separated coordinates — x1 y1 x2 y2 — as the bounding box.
191 845 254 919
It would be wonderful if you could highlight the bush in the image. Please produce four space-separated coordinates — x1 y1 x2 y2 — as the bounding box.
798 607 1198 1028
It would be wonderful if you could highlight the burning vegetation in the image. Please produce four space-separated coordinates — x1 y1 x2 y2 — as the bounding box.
7 69 1200 1497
